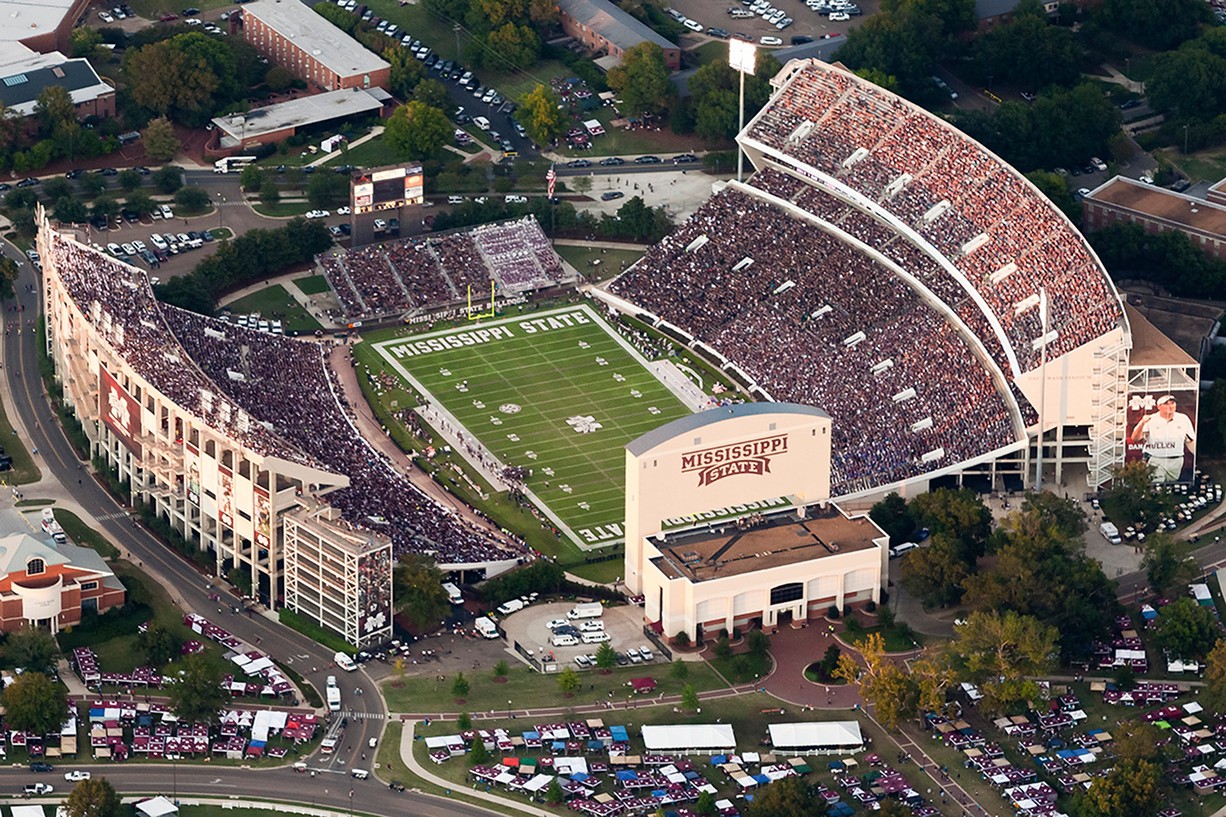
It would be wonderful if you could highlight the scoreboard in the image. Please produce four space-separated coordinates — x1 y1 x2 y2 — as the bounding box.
352 164 424 214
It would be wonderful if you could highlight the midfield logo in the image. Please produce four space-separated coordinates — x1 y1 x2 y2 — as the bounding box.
680 434 789 487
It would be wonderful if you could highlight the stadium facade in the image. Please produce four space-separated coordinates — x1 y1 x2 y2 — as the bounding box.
38 209 519 649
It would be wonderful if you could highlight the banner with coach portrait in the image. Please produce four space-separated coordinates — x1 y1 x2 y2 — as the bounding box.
1126 389 1197 483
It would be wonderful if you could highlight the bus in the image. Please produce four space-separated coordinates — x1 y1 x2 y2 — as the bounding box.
213 155 257 174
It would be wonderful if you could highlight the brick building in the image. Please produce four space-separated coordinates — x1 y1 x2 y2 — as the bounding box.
0 0 91 55
0 533 125 634
1083 176 1226 261
0 46 115 121
556 0 680 72
239 0 390 92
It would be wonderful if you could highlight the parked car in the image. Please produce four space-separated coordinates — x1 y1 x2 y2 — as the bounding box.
760 35 782 44
599 157 625 166
304 209 330 219
600 191 625 201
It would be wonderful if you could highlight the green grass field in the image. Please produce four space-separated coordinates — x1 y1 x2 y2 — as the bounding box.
224 285 323 334
371 305 691 549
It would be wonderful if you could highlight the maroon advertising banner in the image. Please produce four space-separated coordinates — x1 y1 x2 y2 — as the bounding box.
254 486 271 548
1126 389 1197 484
99 368 142 458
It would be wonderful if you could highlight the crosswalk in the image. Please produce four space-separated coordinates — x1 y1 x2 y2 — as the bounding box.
346 711 385 720
95 511 130 522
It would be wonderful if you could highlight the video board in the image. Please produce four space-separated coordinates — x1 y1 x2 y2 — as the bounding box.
352 164 424 214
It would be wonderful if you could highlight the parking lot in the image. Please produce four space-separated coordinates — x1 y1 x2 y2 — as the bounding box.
501 601 662 671
667 0 881 46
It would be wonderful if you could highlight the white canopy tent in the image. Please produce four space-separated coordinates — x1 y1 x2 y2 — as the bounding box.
641 724 736 753
135 797 178 817
769 722 864 755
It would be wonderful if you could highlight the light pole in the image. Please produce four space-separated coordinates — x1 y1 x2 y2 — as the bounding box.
507 699 512 718
172 755 178 803
217 192 225 231
1184 124 1190 155
729 39 757 184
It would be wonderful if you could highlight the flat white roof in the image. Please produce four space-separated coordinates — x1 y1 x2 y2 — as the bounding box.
242 0 389 78
135 797 178 817
0 0 77 45
769 721 863 749
211 87 385 145
641 724 736 751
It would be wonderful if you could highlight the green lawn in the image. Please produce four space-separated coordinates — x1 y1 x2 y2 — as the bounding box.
1157 146 1226 186
0 392 40 485
224 285 324 334
382 660 727 714
558 107 732 157
128 0 230 17
295 274 333 296
322 136 410 170
251 200 315 218
369 304 692 550
553 245 644 279
52 509 120 558
567 557 625 584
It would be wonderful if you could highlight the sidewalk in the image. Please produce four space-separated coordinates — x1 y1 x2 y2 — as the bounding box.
399 721 542 817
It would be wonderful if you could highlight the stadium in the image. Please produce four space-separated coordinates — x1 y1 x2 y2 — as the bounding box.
40 58 1198 647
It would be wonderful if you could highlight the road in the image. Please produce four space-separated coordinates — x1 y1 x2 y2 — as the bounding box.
0 240 491 817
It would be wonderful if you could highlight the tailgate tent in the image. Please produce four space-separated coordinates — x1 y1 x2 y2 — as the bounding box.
768 722 864 756
641 724 736 753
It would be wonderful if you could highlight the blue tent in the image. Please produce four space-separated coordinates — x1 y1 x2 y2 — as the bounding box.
753 774 770 785
522 731 541 741
587 740 605 752
610 726 629 742
616 770 638 781
570 772 590 782
710 755 728 766
551 741 566 752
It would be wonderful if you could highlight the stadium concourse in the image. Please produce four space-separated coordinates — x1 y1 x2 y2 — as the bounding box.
598 58 1135 500
319 217 571 323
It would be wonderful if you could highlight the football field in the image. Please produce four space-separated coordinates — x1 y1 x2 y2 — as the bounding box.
371 305 693 549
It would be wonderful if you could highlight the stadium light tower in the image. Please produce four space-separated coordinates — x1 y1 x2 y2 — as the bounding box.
729 39 757 183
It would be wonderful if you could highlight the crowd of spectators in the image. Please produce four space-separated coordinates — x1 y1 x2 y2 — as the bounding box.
746 61 1122 372
46 237 317 469
608 187 1017 494
319 218 565 321
162 306 522 565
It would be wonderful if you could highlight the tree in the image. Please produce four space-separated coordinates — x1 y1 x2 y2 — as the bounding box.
688 56 779 141
91 196 120 222
744 776 827 817
265 66 295 92
126 192 156 217
125 41 218 121
239 163 264 192
899 533 970 607
869 492 916 546
394 554 451 631
834 632 917 729
6 627 59 672
972 2 1081 90
259 180 281 207
1155 596 1219 660
747 628 771 658
1203 639 1226 715
595 642 618 671
910 646 956 715
55 195 88 223
695 791 717 817
557 666 580 696
670 660 689 681
457 711 472 730
385 101 452 159
71 27 103 59
63 777 123 817
154 165 183 194
680 683 699 711
1100 460 1174 524
486 23 539 71
413 79 450 112
142 117 181 162
836 5 949 99
77 171 108 198
517 85 566 147
3 672 66 737
1074 756 1164 817
35 85 76 139
545 778 564 805
1142 534 1199 596
308 171 349 208
174 186 211 213
0 256 18 300
452 671 471 700
468 734 491 764
1025 170 1080 223
950 610 1057 714
136 624 181 667
118 169 143 193
1098 0 1210 50
607 42 672 117
166 652 226 724
909 488 991 562
385 47 427 98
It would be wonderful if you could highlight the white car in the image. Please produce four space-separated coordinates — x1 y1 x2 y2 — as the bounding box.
504 194 528 204
1139 174 1153 184
304 209 330 219
336 206 351 215
121 243 136 256
759 35 782 45
578 619 605 632
1090 157 1108 171
106 243 121 256
482 89 497 104
546 618 568 630
98 11 114 22
638 646 655 661
132 240 147 252
829 11 850 20
683 18 703 31
64 771 90 782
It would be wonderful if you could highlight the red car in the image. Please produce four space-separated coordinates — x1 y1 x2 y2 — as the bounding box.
159 12 178 21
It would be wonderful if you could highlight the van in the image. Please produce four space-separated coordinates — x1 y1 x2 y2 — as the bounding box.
447 195 465 205
442 581 463 604
581 631 611 644
496 598 525 616
474 616 499 639
889 542 918 558
351 769 369 780
334 651 358 671
550 633 579 647
474 116 490 131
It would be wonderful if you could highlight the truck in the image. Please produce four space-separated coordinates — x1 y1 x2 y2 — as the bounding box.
473 616 499 639
213 155 257 174
442 582 463 605
40 509 67 545
334 651 358 671
1100 521 1121 545
496 598 525 616
325 675 341 711
566 602 603 620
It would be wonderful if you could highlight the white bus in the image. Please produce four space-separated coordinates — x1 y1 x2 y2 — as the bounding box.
213 155 258 174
